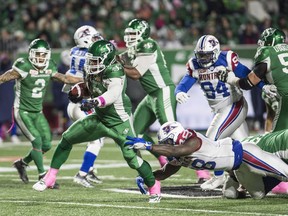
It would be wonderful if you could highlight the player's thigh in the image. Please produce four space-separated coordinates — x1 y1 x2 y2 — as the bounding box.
206 100 248 140
133 96 156 134
155 86 177 124
35 113 52 146
242 142 288 181
63 114 110 144
14 109 41 141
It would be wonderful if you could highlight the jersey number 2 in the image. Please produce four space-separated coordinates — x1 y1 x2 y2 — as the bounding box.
32 79 45 98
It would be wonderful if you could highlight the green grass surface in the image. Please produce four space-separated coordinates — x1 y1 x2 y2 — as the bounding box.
0 138 288 216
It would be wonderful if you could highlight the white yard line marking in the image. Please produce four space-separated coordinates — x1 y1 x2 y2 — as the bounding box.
104 188 221 199
0 200 285 216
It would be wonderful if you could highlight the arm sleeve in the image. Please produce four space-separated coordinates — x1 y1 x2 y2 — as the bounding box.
96 77 124 107
134 53 156 76
175 74 197 95
234 62 265 89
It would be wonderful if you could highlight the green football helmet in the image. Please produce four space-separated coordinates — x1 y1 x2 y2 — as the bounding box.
28 38 51 68
124 19 150 48
257 28 286 47
85 40 116 74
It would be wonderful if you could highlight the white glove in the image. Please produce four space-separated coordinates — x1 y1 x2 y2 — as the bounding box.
262 84 277 99
176 92 190 104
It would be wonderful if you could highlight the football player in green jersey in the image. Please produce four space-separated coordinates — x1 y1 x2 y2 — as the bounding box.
0 38 83 184
218 28 288 194
218 28 286 132
32 40 161 203
119 19 177 168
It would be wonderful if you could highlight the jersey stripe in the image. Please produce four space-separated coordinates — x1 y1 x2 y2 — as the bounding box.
243 150 286 177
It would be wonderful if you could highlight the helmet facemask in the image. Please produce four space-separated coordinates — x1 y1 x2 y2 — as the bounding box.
85 41 116 75
85 53 106 75
194 35 220 68
29 48 51 68
124 19 150 48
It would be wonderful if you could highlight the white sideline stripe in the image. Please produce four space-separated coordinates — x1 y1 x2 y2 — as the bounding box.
0 200 284 216
104 188 221 199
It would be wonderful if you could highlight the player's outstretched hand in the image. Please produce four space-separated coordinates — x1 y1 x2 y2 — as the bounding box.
125 136 152 150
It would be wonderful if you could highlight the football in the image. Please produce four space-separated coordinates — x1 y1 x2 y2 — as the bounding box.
68 82 90 103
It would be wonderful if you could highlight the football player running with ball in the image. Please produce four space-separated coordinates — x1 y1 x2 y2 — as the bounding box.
0 39 83 184
63 25 104 188
33 40 161 203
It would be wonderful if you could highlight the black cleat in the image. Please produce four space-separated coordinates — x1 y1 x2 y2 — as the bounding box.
87 170 102 184
13 159 29 184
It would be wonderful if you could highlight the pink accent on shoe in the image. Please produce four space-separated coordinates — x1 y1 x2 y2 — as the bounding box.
158 155 168 167
196 170 210 179
97 96 106 107
148 180 161 195
43 168 59 187
272 182 288 194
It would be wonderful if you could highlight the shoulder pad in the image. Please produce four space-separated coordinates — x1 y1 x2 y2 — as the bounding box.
104 63 125 79
13 57 27 68
254 46 270 64
137 39 157 53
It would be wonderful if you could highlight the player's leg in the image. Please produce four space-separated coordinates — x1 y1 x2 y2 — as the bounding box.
113 120 161 203
13 109 48 183
68 102 103 187
202 98 248 190
74 139 104 187
153 86 177 167
242 142 288 182
33 114 110 191
133 96 164 166
255 129 288 194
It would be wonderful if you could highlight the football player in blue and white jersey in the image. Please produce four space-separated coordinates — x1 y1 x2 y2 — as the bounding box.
126 121 288 199
175 35 270 190
63 25 104 187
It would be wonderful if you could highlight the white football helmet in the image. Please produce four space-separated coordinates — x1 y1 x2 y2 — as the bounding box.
74 25 103 48
194 35 220 68
157 121 185 145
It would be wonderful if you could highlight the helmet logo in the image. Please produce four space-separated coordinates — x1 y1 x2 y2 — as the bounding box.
79 28 91 38
208 39 218 47
162 125 177 135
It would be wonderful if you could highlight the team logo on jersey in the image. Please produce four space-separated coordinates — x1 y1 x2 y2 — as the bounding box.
29 69 38 75
144 42 153 49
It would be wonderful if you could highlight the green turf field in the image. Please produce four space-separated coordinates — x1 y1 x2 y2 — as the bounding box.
0 138 287 216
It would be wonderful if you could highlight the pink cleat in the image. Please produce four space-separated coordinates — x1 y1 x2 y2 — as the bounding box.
271 182 288 194
148 180 161 203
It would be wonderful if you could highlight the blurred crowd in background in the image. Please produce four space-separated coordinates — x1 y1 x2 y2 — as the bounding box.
1 0 288 58
0 0 287 142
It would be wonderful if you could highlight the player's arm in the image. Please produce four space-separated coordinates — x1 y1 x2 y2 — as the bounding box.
52 72 84 84
153 163 182 180
126 136 200 157
0 68 21 84
96 77 124 107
